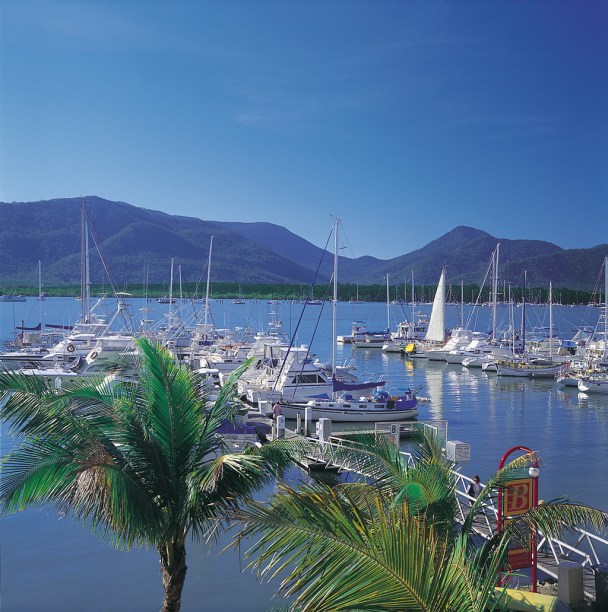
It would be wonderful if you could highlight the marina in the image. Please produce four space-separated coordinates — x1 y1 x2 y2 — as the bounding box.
1 295 607 610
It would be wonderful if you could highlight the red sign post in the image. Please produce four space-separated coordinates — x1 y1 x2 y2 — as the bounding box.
497 446 539 592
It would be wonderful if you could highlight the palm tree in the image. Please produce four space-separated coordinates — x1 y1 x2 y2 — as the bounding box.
232 432 608 611
0 338 290 612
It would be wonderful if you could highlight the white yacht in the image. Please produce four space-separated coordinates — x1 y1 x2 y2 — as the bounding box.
426 327 474 361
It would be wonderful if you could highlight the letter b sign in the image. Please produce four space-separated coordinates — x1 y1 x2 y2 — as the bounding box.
504 478 533 516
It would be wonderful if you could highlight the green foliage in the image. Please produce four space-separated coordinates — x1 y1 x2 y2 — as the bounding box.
0 280 599 305
0 339 293 611
232 433 608 611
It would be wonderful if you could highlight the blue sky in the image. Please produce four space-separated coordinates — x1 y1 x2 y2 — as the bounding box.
1 1 606 259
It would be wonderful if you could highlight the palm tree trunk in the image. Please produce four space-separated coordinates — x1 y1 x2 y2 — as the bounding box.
159 542 187 612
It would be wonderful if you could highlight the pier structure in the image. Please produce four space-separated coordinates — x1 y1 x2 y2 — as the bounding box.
270 418 608 606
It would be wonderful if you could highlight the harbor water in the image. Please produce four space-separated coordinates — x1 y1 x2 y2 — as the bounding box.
1 296 606 611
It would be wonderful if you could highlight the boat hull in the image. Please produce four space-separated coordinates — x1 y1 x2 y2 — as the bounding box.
578 378 608 394
279 396 418 422
279 403 418 422
496 364 561 378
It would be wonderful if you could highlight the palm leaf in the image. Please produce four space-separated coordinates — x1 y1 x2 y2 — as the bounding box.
233 484 508 611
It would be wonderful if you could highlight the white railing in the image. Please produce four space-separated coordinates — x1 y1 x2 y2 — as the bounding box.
304 433 608 586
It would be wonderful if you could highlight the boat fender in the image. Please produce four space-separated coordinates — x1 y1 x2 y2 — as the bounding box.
89 351 98 360
67 344 75 353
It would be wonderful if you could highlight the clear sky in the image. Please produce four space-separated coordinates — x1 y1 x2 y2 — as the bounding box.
1 1 606 259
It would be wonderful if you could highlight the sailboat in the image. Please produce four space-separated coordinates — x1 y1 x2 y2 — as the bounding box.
425 267 473 361
1 201 137 374
496 281 564 378
349 284 364 304
233 285 245 304
403 268 447 358
351 274 391 348
278 219 418 422
383 270 429 353
577 256 608 394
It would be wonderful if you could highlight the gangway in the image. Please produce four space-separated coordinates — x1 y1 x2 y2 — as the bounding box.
297 429 608 603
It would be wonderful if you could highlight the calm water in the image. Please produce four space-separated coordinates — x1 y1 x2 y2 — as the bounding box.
1 297 606 611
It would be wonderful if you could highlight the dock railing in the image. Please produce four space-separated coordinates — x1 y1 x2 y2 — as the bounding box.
304 432 608 598
454 472 608 574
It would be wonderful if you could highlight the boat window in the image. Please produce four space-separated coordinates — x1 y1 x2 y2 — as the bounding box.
295 374 323 384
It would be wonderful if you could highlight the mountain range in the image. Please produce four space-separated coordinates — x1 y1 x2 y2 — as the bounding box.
0 197 606 292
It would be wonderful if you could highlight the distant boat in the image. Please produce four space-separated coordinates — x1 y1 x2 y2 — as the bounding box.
157 296 176 304
233 285 245 304
0 295 26 302
349 284 364 303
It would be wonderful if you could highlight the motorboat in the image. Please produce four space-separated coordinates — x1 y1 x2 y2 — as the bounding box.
426 327 474 361
444 333 491 364
339 321 389 345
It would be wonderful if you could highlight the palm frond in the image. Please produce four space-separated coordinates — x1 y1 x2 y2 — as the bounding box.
234 485 507 611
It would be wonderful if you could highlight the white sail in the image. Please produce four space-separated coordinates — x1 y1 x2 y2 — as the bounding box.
425 268 446 343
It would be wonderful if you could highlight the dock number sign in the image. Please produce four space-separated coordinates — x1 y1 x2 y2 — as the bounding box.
502 477 534 569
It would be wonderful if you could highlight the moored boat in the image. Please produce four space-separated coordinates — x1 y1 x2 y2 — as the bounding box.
578 374 608 394
279 388 418 422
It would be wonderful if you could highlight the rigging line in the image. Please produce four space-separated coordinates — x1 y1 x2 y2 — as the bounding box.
83 203 136 334
271 225 334 395
464 250 494 331
288 274 335 398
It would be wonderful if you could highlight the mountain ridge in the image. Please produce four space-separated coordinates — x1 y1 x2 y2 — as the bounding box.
0 197 605 291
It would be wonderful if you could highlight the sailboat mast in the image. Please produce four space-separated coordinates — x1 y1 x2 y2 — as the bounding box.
178 263 183 320
85 215 91 320
492 243 500 341
549 281 553 357
38 260 43 325
411 269 415 331
80 200 91 323
461 279 464 326
386 273 390 331
168 257 174 323
604 256 607 355
332 220 338 380
203 236 214 341
522 270 527 352
509 283 515 354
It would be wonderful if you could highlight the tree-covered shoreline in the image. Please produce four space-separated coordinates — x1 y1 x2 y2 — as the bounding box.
0 282 602 306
